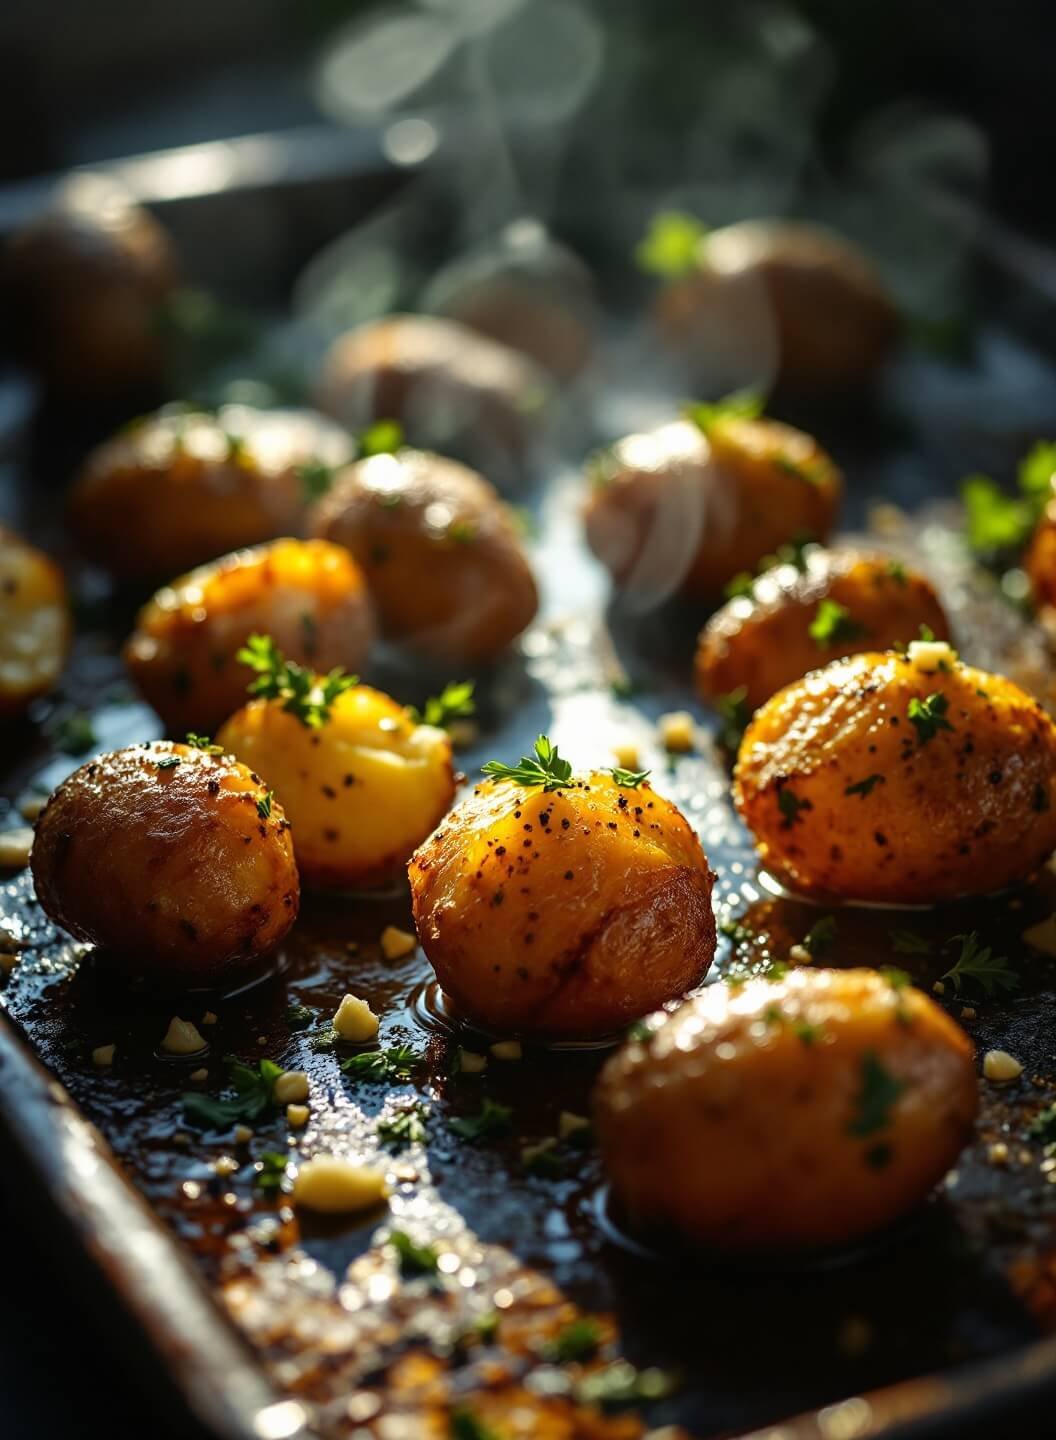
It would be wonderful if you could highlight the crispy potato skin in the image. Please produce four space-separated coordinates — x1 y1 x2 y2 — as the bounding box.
409 774 716 1039
314 314 549 476
734 652 1056 902
217 686 454 890
0 527 71 716
594 968 977 1251
583 416 840 602
3 187 178 396
124 538 374 734
69 406 351 582
308 450 537 665
1025 499 1056 610
655 220 898 393
31 743 299 985
696 550 950 711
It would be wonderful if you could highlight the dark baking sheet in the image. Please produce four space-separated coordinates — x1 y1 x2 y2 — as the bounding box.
4 132 1056 1439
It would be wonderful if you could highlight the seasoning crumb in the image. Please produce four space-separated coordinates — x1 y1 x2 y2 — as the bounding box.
983 1049 1023 1083
658 711 695 754
92 1044 116 1068
380 925 417 961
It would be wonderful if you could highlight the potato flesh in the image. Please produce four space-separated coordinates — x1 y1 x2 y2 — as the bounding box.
30 743 299 985
217 686 454 889
734 651 1056 902
409 773 716 1039
125 538 374 733
583 415 841 602
0 529 70 714
594 968 978 1251
696 549 950 711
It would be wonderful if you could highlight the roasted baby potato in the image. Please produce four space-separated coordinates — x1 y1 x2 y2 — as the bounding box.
653 218 898 394
696 549 950 712
594 967 977 1252
0 528 71 717
217 667 454 890
315 314 550 481
124 538 374 734
1025 495 1056 611
735 643 1056 902
309 449 537 665
31 741 299 986
69 405 353 582
409 756 716 1039
583 413 841 603
3 176 179 397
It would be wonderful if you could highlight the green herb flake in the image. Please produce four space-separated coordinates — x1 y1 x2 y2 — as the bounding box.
256 790 274 820
49 709 97 756
450 1410 500 1440
237 633 356 728
409 680 475 729
887 560 908 586
942 932 1019 998
777 788 812 828
575 1359 679 1408
181 1056 283 1130
723 571 756 601
685 389 764 436
635 210 708 277
606 766 651 789
907 692 954 744
449 1098 513 1144
802 915 837 956
715 686 751 752
186 732 223 754
296 459 336 502
342 1045 420 1083
284 1004 314 1031
845 773 884 799
794 1020 823 1047
377 1101 428 1148
848 1052 906 1138
809 599 868 649
154 755 182 770
1027 1104 1056 1145
890 929 933 956
359 418 404 457
253 1151 289 1190
482 735 572 792
880 966 911 992
388 1228 440 1278
544 1318 603 1364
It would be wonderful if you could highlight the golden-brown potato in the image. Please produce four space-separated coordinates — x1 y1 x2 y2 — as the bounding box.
308 449 537 665
696 549 950 712
0 528 71 717
124 538 374 734
3 176 178 397
583 413 841 603
218 676 454 890
409 760 716 1039
31 741 299 986
315 315 550 479
594 968 977 1252
654 219 898 394
1025 495 1056 610
735 645 1056 902
69 405 353 582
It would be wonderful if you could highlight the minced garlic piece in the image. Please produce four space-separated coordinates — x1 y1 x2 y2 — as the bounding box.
380 925 417 961
213 1155 238 1177
92 1044 115 1068
161 1017 207 1055
988 1141 1010 1166
201 1011 218 1026
458 1049 487 1075
658 711 695 753
333 993 380 1043
292 1155 389 1213
611 738 640 772
274 1070 309 1104
558 1111 590 1141
907 638 957 672
960 1007 977 1021
286 1103 309 1129
983 1049 1023 1083
189 1067 208 1083
233 1125 254 1144
490 1040 523 1062
0 827 33 870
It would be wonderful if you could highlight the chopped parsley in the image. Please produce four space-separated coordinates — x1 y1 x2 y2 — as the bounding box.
962 440 1056 555
635 210 708 277
715 686 751 751
253 1152 289 1190
607 766 651 788
482 734 572 792
256 790 274 820
774 454 828 486
284 1004 314 1030
575 1360 679 1408
848 1053 906 1137
793 1020 823 1046
808 599 867 649
723 571 756 601
377 1101 428 1148
887 559 907 586
777 788 812 828
845 773 884 799
880 966 911 992
296 459 335 501
358 418 403 457
1027 1104 1056 1145
388 1228 440 1278
237 633 356 728
154 755 182 770
802 915 837 956
890 928 932 956
409 680 475 729
625 1019 654 1043
341 1045 420 1083
186 732 223 754
942 932 1019 997
48 709 97 756
449 1098 513 1144
544 1319 602 1363
181 1057 283 1130
907 692 954 744
450 1411 500 1440
685 389 764 435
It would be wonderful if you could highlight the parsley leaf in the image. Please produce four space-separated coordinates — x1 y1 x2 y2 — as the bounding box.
296 459 336 502
543 1319 602 1363
377 1101 428 1148
449 1098 513 1144
887 559 907 586
907 692 954 744
802 915 837 956
942 932 1019 997
848 1053 906 1137
635 210 708 277
890 928 932 956
809 599 867 649
237 633 357 728
606 766 651 788
482 735 572 792
285 1004 314 1030
342 1045 420 1083
962 441 1056 556
685 389 764 435
49 709 97 756
715 686 751 752
575 1360 679 1408
778 788 812 828
450 1412 500 1440
845 773 884 798
256 790 273 820
181 1056 283 1130
186 732 223 754
358 419 403 457
1027 1104 1056 1145
388 1228 440 1278
253 1151 289 1190
723 571 756 601
409 680 476 729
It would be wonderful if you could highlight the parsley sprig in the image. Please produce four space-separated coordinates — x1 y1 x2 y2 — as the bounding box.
182 1057 283 1130
377 1101 428 1148
342 1045 420 1083
942 932 1019 997
237 634 357 728
607 766 651 788
186 732 223 755
482 735 572 792
685 389 764 436
907 692 954 744
635 210 708 277
449 1098 513 1144
409 680 475 729
388 1228 440 1278
962 440 1056 555
809 599 867 649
